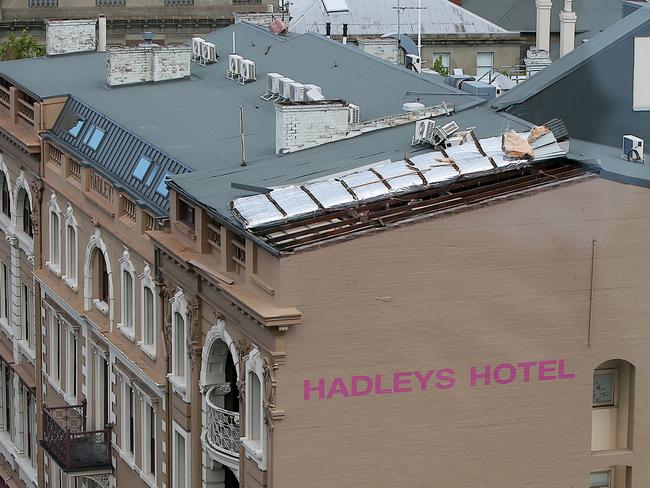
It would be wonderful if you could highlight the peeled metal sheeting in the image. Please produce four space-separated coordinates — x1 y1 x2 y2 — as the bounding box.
231 193 284 228
304 180 354 208
269 186 319 218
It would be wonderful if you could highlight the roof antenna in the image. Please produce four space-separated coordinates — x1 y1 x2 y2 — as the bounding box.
240 105 247 167
232 32 236 54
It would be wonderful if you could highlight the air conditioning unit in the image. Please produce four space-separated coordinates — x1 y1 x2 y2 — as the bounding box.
406 54 422 73
623 135 645 163
191 37 205 62
348 103 360 124
260 73 283 100
412 119 436 145
306 89 325 101
278 77 295 100
227 54 243 80
289 82 306 102
433 120 460 146
239 59 256 84
303 84 322 96
200 42 217 66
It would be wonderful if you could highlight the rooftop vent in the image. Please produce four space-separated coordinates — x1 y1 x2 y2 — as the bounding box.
107 45 191 87
45 19 97 56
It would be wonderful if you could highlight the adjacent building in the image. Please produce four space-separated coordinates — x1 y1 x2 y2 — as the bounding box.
0 8 648 488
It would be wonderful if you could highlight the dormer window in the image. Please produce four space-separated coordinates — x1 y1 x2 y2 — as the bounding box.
133 156 152 181
178 199 194 230
68 118 85 137
83 125 105 151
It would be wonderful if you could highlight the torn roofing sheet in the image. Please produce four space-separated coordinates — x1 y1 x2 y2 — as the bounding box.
230 130 565 229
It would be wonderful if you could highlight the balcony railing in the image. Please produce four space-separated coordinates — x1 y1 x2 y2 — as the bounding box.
205 386 240 460
42 403 112 472
16 98 35 124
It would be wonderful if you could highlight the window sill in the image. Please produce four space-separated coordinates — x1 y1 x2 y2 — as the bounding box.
591 448 633 456
117 323 136 342
46 262 61 277
17 340 36 365
93 299 109 315
62 275 78 292
173 220 196 240
0 317 14 341
15 231 34 254
138 341 156 360
168 374 188 400
140 471 157 488
242 438 265 470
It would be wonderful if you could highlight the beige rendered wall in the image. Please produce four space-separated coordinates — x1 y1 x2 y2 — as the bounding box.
422 43 522 76
272 176 648 487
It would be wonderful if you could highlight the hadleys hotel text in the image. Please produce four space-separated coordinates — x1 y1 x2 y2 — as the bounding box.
303 359 575 400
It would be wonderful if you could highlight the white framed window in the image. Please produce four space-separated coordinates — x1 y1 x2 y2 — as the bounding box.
0 164 12 220
172 422 190 488
141 398 157 482
476 51 494 78
0 361 13 435
590 470 611 488
65 327 78 398
49 310 61 384
47 193 62 275
121 377 135 458
139 263 156 359
242 346 267 470
21 281 35 350
169 289 190 401
633 37 650 111
89 345 110 431
64 205 79 290
0 260 8 324
432 52 450 70
23 385 36 469
118 248 136 340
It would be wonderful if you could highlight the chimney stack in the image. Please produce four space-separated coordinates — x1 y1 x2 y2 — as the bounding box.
559 0 577 56
535 0 552 52
97 15 107 52
45 19 97 55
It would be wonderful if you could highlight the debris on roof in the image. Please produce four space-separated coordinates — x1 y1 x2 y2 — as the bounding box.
230 122 570 230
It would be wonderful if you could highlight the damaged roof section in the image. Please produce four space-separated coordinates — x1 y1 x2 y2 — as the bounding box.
230 122 569 231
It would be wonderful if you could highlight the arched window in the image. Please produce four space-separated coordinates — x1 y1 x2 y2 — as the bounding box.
118 248 136 340
170 288 190 402
48 194 62 273
243 346 267 470
64 205 79 289
592 359 635 451
94 250 109 305
248 371 261 442
21 190 34 238
0 176 10 218
173 311 186 379
140 263 157 358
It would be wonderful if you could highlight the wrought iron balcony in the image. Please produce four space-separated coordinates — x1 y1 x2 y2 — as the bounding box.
41 403 112 472
205 386 240 461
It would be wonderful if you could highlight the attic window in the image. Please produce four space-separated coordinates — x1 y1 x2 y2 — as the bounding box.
322 0 349 13
83 126 105 150
133 156 152 181
156 173 171 197
69 118 85 137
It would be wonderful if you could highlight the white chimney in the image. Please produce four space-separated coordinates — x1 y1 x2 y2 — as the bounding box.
107 45 191 87
559 0 577 57
535 0 552 52
45 19 97 56
97 15 107 53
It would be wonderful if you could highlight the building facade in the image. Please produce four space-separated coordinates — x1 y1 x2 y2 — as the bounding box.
0 14 647 488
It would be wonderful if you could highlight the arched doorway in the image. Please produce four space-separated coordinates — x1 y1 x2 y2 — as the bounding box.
201 321 240 487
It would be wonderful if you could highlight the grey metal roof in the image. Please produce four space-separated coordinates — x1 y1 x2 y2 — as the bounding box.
492 5 650 110
288 0 513 36
169 106 533 231
461 0 623 33
0 22 490 213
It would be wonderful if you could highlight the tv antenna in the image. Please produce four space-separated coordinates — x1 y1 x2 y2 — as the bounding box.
393 0 426 58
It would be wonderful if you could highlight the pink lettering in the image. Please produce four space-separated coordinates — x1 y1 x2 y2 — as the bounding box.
375 374 393 394
558 359 576 379
494 363 517 385
351 376 373 396
538 360 557 381
471 365 491 386
435 368 456 389
393 372 413 393
517 361 537 382
326 377 350 399
304 378 325 400
413 370 435 391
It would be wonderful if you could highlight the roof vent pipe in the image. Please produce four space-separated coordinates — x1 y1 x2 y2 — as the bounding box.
97 15 107 52
342 23 348 44
326 22 331 38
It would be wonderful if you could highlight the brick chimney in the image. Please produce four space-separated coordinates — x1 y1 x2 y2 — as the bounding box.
107 44 191 87
45 19 97 56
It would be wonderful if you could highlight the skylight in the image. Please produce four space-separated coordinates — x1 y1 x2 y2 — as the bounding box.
156 172 171 197
133 156 152 181
68 118 85 137
82 125 105 151
322 0 349 13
